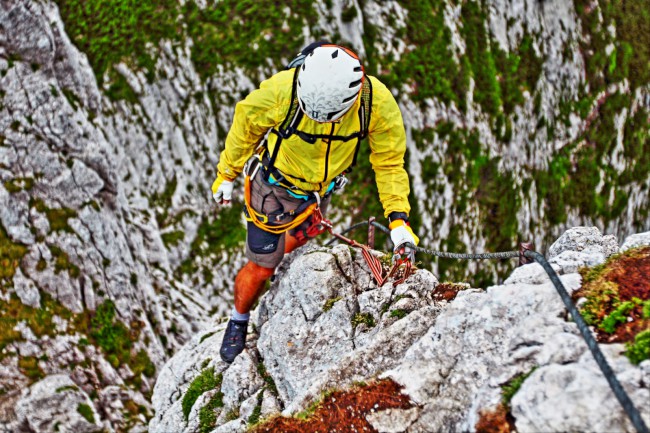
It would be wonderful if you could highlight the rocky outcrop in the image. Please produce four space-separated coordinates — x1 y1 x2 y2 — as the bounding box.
1 0 648 431
150 227 650 432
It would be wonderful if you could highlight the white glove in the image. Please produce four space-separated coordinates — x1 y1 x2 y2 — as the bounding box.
390 222 419 263
211 175 234 205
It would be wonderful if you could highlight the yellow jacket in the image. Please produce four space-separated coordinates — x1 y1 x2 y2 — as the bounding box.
215 69 411 218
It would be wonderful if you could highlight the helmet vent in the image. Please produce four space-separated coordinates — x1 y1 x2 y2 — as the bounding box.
342 94 357 103
349 79 362 88
354 66 362 72
331 49 339 59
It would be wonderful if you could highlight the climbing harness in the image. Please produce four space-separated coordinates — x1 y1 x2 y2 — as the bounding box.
323 219 649 433
264 42 373 180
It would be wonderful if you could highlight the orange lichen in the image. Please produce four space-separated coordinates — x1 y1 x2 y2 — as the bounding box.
251 379 413 433
575 247 650 344
475 404 515 433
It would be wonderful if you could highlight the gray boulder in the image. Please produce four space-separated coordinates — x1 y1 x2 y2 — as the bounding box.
14 374 102 433
621 231 650 252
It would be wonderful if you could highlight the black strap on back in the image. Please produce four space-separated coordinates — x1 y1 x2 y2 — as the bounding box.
267 44 373 173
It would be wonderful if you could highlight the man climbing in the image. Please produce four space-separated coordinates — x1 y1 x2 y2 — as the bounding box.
212 42 419 364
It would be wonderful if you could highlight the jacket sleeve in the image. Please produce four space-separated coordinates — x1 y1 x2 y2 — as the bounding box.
367 78 412 218
216 74 286 181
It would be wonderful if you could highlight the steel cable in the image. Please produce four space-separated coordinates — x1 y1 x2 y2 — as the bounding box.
323 220 649 433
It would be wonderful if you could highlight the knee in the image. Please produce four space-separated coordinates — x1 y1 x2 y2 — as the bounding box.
242 261 275 280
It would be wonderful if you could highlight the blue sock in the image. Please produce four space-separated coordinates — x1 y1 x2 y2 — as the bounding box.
231 307 250 322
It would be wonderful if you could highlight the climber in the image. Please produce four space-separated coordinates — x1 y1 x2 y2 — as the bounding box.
212 42 419 364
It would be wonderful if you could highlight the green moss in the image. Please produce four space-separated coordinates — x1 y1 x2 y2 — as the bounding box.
56 385 79 393
17 356 44 380
375 0 460 107
150 176 178 228
198 387 225 433
502 367 536 406
177 204 245 276
48 245 80 278
0 292 93 357
323 296 342 312
461 0 501 119
351 312 375 329
625 330 650 365
161 230 185 247
61 88 81 110
131 349 156 378
31 198 78 233
90 300 134 369
247 390 265 425
56 0 179 95
199 331 216 344
389 309 408 319
77 403 95 424
341 4 357 23
600 299 639 333
182 368 221 420
0 224 27 282
182 0 319 81
3 177 34 193
257 361 278 396
224 407 240 422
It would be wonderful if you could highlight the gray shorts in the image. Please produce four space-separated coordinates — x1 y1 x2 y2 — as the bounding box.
245 171 330 269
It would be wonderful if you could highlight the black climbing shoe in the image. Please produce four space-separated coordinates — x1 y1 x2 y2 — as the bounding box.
220 319 248 364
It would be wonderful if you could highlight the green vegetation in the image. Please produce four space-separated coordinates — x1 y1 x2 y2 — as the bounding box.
56 0 179 98
149 176 178 228
90 300 132 368
247 390 265 425
55 385 80 393
0 223 27 282
198 381 225 433
199 331 216 344
182 367 221 420
374 0 460 107
183 0 319 81
389 309 408 319
31 198 78 233
18 356 45 380
501 367 537 406
176 203 245 279
323 296 342 312
257 361 278 396
3 177 34 193
626 330 650 365
88 300 154 382
351 312 375 329
0 292 91 358
77 403 95 424
50 245 81 279
161 230 185 248
600 298 643 334
576 248 650 364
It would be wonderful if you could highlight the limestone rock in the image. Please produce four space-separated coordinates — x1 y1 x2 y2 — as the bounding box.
548 226 617 261
366 407 420 433
512 345 650 433
14 374 102 433
621 231 650 252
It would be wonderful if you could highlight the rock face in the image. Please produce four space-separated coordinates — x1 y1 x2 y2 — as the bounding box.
1 0 648 430
150 227 650 432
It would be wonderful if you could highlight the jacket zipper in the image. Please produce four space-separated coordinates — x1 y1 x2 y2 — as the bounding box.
323 123 336 182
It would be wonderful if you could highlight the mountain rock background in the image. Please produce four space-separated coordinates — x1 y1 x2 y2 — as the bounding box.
0 0 648 431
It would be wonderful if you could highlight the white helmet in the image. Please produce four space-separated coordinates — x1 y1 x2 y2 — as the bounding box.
297 45 364 123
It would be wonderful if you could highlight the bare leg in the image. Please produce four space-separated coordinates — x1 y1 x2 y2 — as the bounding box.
233 261 275 314
284 232 308 254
